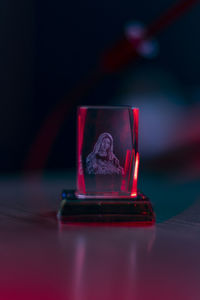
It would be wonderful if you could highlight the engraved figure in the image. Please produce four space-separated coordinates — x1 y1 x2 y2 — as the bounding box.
86 133 124 175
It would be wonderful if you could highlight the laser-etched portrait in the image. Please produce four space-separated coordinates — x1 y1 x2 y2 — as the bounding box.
86 132 124 175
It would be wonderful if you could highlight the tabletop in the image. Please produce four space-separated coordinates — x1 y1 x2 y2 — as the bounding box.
1 171 200 300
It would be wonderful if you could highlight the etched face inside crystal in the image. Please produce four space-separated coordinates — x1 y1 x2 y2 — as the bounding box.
86 132 124 175
99 137 111 157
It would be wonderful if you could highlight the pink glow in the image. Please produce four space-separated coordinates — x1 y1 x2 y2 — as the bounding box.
131 152 139 197
130 108 139 197
77 108 87 194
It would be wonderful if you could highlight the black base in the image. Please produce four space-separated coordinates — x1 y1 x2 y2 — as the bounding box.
58 190 155 224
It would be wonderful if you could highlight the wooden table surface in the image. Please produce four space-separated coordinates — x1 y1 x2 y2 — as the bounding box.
1 171 200 300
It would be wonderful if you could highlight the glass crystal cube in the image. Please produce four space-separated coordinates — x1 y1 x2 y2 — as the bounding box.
76 106 139 199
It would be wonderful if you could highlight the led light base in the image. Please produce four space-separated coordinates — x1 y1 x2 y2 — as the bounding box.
58 190 155 224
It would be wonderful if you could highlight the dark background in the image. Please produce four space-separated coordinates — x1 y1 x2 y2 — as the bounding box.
1 0 200 173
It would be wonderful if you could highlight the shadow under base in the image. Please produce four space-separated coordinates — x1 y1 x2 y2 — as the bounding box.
58 190 155 224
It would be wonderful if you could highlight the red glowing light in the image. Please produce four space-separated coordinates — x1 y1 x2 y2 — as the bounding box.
130 108 139 198
131 152 139 197
77 108 87 194
131 192 137 197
